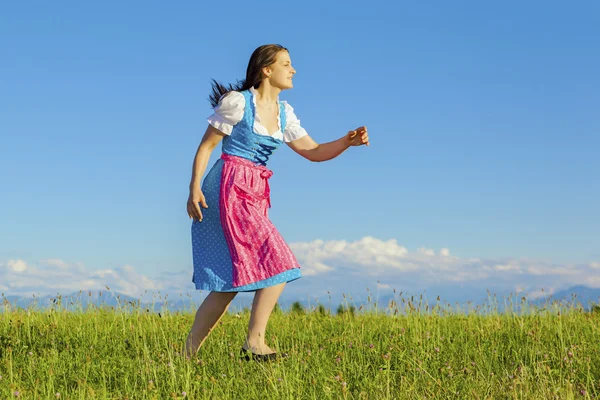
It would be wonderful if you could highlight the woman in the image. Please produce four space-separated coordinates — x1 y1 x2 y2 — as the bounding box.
183 44 369 361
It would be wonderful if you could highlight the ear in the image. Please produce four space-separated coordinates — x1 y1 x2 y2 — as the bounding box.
262 66 272 78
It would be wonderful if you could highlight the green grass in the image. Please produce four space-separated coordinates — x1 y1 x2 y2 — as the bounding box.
1 293 599 399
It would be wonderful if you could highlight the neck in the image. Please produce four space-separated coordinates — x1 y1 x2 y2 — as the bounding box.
254 81 281 105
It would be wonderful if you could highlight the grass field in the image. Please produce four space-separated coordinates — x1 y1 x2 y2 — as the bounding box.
1 292 599 399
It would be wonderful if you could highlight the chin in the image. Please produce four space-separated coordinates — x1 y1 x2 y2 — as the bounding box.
278 81 294 90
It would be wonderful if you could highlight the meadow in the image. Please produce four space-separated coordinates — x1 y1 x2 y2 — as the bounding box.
1 291 599 399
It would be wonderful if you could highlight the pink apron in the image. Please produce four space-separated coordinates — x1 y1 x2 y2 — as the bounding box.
219 153 301 287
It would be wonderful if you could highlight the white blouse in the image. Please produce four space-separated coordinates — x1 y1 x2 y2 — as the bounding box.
207 87 308 143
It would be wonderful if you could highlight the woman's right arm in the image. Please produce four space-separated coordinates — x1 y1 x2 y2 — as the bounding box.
187 124 226 222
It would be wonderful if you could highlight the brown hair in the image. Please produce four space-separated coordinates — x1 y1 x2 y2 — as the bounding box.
208 44 289 108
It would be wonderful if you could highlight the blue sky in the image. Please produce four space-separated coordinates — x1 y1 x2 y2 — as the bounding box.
1 1 599 305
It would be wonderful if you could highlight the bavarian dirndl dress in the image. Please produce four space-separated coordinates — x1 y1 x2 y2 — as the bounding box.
191 88 304 292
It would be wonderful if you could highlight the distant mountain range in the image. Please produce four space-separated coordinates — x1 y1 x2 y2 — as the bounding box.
0 290 293 314
2 285 599 314
375 285 600 314
538 285 600 310
1 291 203 314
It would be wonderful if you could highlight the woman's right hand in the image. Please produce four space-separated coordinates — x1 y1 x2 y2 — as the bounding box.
187 188 208 222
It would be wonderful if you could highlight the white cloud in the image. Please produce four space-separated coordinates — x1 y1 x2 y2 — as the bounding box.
301 261 334 276
40 258 70 270
7 259 28 273
494 263 521 272
290 237 414 273
289 238 600 294
417 247 436 257
91 269 119 279
0 259 165 298
2 238 600 301
527 265 578 276
584 276 600 286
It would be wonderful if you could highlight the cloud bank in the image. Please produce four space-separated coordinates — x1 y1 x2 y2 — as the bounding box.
2 237 599 303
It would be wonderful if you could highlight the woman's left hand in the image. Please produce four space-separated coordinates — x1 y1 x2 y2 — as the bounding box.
348 126 369 146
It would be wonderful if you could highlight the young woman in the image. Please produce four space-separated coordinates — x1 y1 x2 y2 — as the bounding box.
184 44 369 361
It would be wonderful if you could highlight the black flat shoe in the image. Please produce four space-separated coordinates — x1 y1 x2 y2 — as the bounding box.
240 347 288 362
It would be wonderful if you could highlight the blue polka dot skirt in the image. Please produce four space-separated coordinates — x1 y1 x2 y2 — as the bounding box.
191 159 302 292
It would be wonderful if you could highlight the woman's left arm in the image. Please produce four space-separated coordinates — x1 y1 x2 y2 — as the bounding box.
287 126 369 162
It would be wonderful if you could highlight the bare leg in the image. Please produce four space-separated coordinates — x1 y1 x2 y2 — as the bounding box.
243 282 286 355
183 291 237 358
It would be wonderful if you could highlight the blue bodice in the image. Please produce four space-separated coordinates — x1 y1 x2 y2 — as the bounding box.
221 90 286 166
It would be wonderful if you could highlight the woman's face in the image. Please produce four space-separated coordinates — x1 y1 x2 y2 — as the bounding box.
264 50 296 90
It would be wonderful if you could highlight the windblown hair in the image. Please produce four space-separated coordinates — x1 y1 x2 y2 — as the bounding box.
209 44 289 108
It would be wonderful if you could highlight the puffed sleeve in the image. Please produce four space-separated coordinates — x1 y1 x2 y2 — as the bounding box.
206 91 245 135
282 101 308 142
